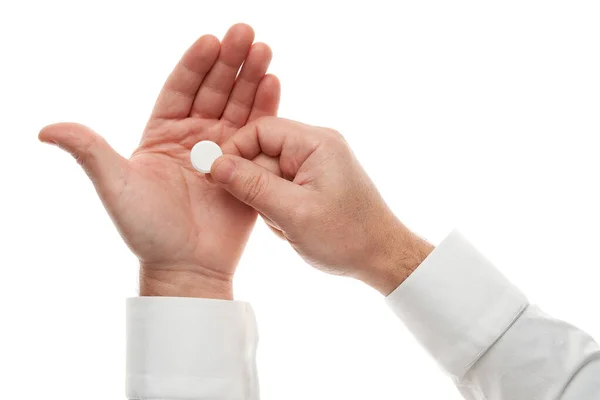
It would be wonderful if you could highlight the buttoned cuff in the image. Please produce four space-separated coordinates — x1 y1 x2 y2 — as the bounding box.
126 297 258 400
386 230 528 379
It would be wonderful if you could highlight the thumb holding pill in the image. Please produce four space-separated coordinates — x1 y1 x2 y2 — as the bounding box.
211 117 433 295
211 154 304 223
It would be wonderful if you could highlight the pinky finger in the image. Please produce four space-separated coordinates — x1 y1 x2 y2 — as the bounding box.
247 74 281 122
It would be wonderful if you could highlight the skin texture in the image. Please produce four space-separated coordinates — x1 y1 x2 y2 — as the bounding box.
38 24 280 299
211 117 434 295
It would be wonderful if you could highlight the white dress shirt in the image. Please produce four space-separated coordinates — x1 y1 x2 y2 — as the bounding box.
126 231 600 399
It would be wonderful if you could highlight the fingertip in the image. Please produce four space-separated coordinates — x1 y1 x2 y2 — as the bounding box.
38 122 87 143
222 23 255 51
199 33 220 45
196 34 221 53
38 123 61 142
38 126 52 143
227 23 255 39
184 34 221 67
220 23 255 60
262 74 280 94
250 42 273 61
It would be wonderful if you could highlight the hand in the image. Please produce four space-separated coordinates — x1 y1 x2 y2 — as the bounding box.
209 117 434 295
38 24 280 299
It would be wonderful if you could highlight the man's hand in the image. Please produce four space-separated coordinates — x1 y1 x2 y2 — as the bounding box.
210 117 434 295
38 24 280 299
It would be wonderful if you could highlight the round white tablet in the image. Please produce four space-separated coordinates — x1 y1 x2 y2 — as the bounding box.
190 140 223 173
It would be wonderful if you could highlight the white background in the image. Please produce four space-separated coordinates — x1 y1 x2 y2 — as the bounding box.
1 1 599 399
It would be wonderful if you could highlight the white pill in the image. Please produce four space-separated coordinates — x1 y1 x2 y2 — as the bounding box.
190 140 223 173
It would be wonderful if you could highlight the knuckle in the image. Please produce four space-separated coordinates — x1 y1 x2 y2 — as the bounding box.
258 115 277 123
254 115 276 127
243 172 269 205
321 128 348 149
326 128 346 141
75 135 101 167
251 116 277 141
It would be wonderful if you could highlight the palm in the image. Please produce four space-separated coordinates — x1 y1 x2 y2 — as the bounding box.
125 118 256 272
40 24 280 281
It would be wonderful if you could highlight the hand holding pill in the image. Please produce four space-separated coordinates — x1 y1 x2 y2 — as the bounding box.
209 117 433 295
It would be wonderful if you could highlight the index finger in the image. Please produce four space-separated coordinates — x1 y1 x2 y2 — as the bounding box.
221 117 322 178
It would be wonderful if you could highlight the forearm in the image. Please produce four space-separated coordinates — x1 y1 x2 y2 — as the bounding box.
356 220 434 296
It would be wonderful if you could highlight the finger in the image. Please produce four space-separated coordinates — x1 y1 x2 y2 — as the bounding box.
210 154 304 221
149 34 220 120
247 74 281 122
38 123 128 199
253 153 281 176
221 117 321 179
191 23 254 119
220 43 273 127
205 152 280 184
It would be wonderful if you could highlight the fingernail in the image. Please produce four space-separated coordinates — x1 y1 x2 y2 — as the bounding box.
211 157 236 184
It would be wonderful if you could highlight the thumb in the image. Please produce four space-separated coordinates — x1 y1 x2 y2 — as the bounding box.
211 155 303 220
38 122 127 198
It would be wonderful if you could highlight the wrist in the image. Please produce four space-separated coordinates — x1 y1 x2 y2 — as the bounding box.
139 265 234 300
359 221 434 296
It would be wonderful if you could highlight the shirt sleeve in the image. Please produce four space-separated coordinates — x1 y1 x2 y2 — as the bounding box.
126 297 259 400
386 230 600 399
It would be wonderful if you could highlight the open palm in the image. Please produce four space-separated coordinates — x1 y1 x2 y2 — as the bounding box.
39 24 280 298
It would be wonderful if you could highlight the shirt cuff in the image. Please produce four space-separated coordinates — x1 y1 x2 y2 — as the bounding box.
386 230 528 379
126 297 258 400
